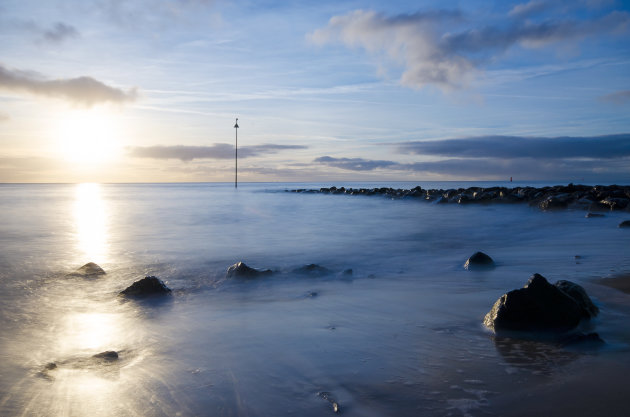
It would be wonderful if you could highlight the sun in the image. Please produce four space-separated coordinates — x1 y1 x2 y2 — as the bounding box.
56 108 122 164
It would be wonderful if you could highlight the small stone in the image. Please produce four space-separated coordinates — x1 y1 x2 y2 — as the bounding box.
293 264 331 277
464 252 495 270
585 212 605 218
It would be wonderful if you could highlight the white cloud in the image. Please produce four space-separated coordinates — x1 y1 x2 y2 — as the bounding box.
310 7 630 91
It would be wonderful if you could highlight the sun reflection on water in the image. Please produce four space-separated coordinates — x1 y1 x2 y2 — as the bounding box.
61 312 119 352
73 183 109 264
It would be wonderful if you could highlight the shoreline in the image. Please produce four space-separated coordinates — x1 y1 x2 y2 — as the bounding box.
289 184 630 211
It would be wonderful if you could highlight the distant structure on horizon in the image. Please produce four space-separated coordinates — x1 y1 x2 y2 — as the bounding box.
234 117 239 188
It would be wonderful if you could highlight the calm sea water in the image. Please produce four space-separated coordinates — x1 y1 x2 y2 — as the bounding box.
1 182 630 416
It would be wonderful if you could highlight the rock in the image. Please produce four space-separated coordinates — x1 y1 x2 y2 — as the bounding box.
71 262 106 277
558 332 605 347
464 252 495 269
92 351 119 361
483 274 596 333
555 280 599 318
585 212 605 218
619 220 630 228
342 268 353 276
119 276 171 297
539 195 569 210
226 262 272 279
293 264 331 277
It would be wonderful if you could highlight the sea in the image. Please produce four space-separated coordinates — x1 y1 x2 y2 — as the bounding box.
1 181 629 417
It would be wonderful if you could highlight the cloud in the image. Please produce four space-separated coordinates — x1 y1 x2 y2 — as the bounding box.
600 90 630 104
310 7 630 91
313 133 630 180
43 22 79 43
128 143 307 161
397 134 630 159
509 1 550 18
314 156 399 171
0 64 137 106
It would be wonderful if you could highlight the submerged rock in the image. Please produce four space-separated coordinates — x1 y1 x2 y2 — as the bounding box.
619 220 630 228
318 391 340 414
464 252 495 270
226 262 272 279
293 264 331 277
119 276 171 297
585 212 605 218
92 351 119 361
484 274 598 333
70 262 106 277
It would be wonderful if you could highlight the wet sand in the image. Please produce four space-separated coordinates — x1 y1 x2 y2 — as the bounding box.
595 273 630 294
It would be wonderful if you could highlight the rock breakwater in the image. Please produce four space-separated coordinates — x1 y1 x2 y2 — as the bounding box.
288 184 630 211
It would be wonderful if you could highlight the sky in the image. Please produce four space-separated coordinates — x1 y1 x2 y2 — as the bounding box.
1 0 629 183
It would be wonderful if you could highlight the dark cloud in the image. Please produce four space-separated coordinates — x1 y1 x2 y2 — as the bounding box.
311 6 630 91
397 134 630 159
313 133 630 180
129 143 308 161
0 64 137 106
312 154 630 181
314 156 399 171
600 90 630 104
43 22 79 43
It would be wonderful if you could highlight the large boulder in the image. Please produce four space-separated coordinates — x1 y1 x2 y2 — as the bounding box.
464 252 495 270
484 274 598 333
119 276 171 297
226 262 272 279
555 280 599 318
70 262 106 277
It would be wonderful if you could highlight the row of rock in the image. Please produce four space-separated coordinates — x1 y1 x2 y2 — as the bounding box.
71 259 605 347
289 184 630 212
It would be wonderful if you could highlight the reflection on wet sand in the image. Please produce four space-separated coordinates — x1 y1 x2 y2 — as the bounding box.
492 336 579 375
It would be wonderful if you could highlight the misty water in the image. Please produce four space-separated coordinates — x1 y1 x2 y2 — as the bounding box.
1 182 630 416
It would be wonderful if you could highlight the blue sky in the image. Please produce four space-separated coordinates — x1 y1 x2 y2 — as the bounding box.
1 0 629 182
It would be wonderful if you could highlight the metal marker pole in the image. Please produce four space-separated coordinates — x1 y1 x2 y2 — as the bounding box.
234 118 239 188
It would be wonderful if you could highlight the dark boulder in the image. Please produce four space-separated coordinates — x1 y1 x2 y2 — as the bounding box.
226 262 272 279
119 276 171 297
483 274 597 333
292 264 331 277
70 262 106 277
539 195 569 210
464 251 495 269
555 280 599 318
619 220 630 228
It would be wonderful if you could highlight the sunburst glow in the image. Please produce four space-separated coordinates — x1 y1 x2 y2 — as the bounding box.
56 108 122 164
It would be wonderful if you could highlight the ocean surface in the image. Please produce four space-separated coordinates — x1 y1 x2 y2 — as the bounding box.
1 182 630 416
